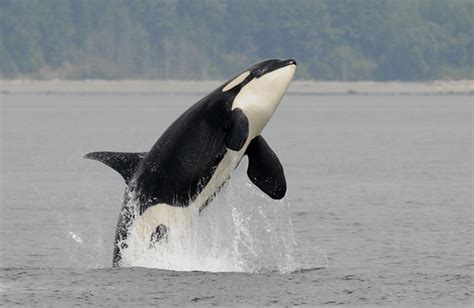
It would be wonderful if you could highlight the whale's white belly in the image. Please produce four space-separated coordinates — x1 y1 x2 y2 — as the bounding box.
128 149 245 245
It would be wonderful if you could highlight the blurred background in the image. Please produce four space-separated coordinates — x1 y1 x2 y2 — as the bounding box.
0 0 472 81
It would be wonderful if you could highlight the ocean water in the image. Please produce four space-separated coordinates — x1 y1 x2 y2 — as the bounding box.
0 91 472 306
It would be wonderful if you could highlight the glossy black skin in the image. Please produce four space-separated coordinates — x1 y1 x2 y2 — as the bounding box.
85 58 295 266
131 87 234 210
130 58 295 212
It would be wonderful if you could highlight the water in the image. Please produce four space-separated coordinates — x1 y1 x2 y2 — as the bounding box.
1 91 472 306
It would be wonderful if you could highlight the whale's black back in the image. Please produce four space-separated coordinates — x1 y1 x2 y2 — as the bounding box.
131 89 235 211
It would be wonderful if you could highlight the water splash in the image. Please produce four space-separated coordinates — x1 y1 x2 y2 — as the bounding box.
119 160 302 273
68 231 84 244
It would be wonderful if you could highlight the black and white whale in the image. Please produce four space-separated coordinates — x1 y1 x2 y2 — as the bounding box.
84 58 297 266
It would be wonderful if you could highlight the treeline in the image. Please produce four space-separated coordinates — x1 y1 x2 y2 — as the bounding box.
0 0 472 80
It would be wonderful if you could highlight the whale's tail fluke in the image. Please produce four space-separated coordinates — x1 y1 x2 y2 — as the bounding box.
84 151 147 184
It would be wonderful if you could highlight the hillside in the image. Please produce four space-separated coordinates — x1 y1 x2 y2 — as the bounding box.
0 0 472 80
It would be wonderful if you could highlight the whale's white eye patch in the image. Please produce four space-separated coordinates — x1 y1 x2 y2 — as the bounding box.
222 71 251 92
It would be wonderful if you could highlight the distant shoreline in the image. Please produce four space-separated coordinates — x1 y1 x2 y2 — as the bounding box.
1 80 473 95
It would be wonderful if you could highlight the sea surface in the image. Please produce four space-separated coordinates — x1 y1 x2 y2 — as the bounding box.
0 90 472 306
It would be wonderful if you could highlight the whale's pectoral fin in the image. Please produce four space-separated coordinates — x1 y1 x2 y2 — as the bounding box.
245 136 286 199
225 108 249 151
84 151 146 184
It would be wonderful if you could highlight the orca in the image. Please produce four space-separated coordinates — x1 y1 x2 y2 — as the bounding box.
84 58 297 266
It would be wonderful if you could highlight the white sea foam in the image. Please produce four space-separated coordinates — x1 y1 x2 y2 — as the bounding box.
68 231 84 244
119 159 300 273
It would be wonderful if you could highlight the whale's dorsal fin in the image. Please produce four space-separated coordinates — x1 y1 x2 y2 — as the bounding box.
245 136 286 199
84 151 146 184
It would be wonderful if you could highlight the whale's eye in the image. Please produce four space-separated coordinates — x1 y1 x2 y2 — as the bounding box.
150 224 168 247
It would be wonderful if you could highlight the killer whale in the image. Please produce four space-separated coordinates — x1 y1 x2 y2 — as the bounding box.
84 58 297 266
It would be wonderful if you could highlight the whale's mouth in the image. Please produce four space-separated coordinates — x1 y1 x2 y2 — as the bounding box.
230 58 296 92
251 58 297 78
222 58 297 94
